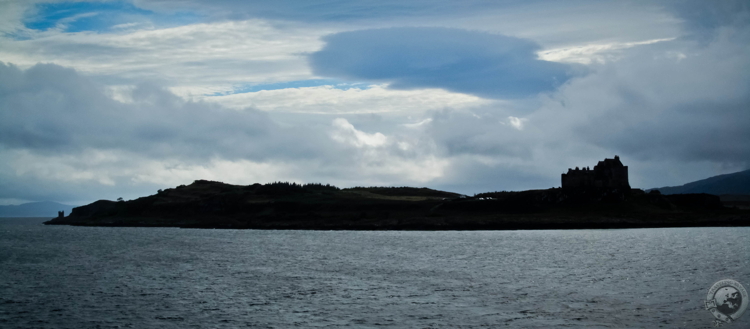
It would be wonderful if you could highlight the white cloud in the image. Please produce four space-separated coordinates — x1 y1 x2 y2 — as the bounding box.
9 149 119 186
0 0 687 99
136 0 683 50
111 22 141 30
0 19 331 96
129 158 298 187
0 62 458 203
506 116 527 130
0 147 307 201
325 118 450 184
538 38 676 64
330 118 387 148
205 84 491 114
402 118 433 129
0 0 37 33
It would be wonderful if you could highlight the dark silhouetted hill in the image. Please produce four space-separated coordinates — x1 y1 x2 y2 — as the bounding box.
0 201 77 217
651 169 750 195
44 180 749 230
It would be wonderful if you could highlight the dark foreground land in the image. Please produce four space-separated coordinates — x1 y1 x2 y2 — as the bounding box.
45 180 750 230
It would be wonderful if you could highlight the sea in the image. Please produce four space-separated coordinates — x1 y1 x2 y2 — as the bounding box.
1 218 748 328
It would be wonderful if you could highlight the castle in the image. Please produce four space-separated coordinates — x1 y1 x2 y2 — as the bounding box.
561 156 630 189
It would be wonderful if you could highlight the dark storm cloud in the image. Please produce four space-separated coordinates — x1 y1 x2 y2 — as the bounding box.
580 94 750 164
0 62 328 161
309 27 573 99
663 0 749 41
545 35 750 167
397 28 750 186
550 1 750 172
424 109 534 158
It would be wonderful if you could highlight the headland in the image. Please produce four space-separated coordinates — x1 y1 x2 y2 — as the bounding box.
44 156 750 230
43 180 749 230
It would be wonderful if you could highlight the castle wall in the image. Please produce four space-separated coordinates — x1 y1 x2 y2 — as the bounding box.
562 169 595 188
562 156 630 189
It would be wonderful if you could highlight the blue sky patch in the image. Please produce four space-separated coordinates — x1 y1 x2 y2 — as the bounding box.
211 79 373 96
24 1 200 33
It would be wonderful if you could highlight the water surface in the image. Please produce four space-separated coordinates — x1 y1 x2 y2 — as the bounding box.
1 218 748 328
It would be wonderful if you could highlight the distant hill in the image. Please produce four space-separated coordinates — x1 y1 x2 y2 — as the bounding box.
0 201 78 218
651 169 750 195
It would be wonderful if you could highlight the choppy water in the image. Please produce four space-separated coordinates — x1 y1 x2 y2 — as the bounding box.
1 218 748 328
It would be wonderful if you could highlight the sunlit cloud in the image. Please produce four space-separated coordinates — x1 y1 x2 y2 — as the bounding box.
538 38 676 64
205 84 491 114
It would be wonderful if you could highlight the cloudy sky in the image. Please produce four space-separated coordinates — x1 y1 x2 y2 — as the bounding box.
1 0 748 205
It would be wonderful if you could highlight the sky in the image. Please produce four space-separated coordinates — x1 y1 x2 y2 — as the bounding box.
0 0 748 205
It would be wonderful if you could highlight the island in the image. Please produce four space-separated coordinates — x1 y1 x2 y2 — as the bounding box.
44 156 750 230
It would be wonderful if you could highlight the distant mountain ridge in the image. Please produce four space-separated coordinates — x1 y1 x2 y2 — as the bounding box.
0 201 77 218
651 169 750 195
